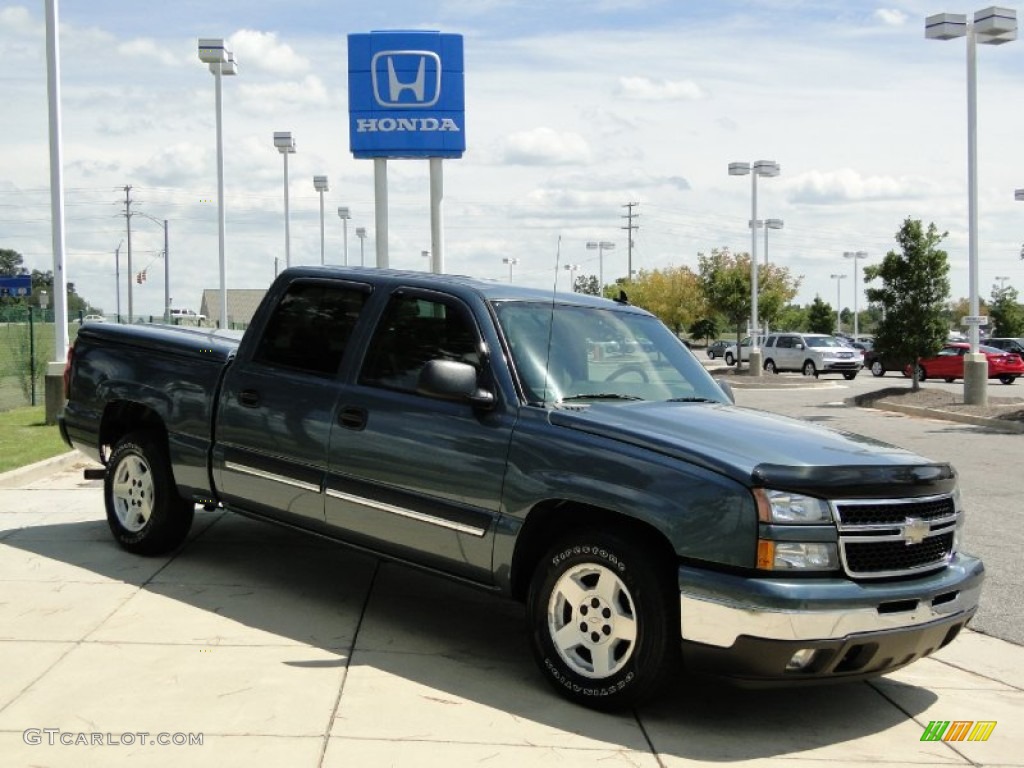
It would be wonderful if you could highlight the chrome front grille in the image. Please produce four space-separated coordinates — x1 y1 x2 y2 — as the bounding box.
833 494 959 579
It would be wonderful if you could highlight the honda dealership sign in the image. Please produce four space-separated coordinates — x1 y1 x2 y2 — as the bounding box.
348 31 465 159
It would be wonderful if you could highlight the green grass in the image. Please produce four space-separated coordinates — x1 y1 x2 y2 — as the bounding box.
0 406 71 473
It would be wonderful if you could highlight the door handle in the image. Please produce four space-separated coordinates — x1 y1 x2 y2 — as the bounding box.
238 389 261 408
338 406 367 430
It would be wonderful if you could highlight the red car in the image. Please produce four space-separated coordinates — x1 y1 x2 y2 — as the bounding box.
906 343 1024 384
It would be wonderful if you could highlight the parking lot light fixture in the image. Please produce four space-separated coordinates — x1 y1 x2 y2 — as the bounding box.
830 273 847 334
337 207 350 265
927 7 1017 405
730 160 781 375
843 251 869 339
564 263 581 291
313 176 329 265
502 256 519 282
585 240 615 290
355 227 367 266
198 38 237 328
273 132 296 268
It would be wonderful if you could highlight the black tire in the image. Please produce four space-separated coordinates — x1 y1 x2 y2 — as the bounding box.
802 360 817 378
944 377 955 383
764 359 778 374
105 431 194 555
843 371 858 381
999 375 1017 385
527 530 679 711
870 361 886 377
724 352 735 366
916 365 927 382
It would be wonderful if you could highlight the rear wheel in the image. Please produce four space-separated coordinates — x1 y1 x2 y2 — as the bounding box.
870 361 886 377
802 360 817 378
724 352 735 366
999 375 1017 385
843 371 858 381
915 365 927 382
944 377 955 383
527 530 678 710
105 431 194 555
764 359 778 374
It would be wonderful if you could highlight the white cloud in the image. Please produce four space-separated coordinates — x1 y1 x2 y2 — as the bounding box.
873 9 908 27
0 6 37 35
228 29 310 75
787 168 925 204
116 39 181 68
497 127 593 165
615 76 704 101
237 75 331 114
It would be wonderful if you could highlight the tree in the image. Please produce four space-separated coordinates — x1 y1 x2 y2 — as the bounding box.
806 296 834 334
864 219 951 391
774 303 809 332
625 265 703 335
574 274 600 296
989 284 1024 337
689 316 720 345
0 248 26 276
945 296 989 336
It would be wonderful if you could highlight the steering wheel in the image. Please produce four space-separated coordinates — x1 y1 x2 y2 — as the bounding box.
605 363 650 383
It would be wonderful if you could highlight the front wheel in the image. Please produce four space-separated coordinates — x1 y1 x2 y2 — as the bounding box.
870 361 886 377
724 352 735 366
802 360 818 378
764 359 778 374
105 431 195 555
843 371 858 380
527 531 678 710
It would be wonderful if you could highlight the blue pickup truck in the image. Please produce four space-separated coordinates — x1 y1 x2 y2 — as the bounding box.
59 267 983 709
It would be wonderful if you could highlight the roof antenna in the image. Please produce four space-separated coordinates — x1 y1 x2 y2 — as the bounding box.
543 235 562 407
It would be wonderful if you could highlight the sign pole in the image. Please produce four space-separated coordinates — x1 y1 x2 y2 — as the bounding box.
430 158 443 274
374 158 389 268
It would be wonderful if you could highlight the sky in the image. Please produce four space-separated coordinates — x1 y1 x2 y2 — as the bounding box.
4 0 1024 320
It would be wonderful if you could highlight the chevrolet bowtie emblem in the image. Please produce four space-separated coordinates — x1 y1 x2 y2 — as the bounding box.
903 518 931 546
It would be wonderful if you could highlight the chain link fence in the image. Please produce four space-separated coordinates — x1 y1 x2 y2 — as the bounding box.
0 308 77 412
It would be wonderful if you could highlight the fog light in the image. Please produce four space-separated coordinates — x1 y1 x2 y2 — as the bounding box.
786 648 818 671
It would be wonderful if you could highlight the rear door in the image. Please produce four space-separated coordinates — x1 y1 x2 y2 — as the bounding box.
324 288 516 581
214 279 371 526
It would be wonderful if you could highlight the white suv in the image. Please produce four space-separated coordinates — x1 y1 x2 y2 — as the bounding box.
723 336 767 366
169 308 206 325
761 333 862 379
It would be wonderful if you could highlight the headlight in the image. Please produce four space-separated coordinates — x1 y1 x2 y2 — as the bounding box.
757 541 839 571
754 489 833 524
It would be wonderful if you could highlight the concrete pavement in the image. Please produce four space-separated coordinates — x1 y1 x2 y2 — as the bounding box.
0 454 1022 767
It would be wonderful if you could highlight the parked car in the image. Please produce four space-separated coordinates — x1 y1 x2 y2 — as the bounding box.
706 340 729 359
760 333 862 379
984 337 1024 356
722 335 766 366
864 347 912 378
58 266 984 710
169 308 206 325
907 343 1024 385
80 314 106 324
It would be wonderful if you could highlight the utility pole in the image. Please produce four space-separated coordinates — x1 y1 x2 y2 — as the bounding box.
122 185 134 322
621 202 639 281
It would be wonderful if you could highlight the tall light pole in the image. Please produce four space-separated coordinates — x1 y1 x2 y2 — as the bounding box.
585 240 615 290
198 38 237 329
927 7 1017 406
503 257 519 282
830 273 847 334
337 207 350 266
273 132 295 268
355 227 367 266
564 263 581 291
313 176 329 266
729 160 781 375
750 219 783 335
994 275 1010 290
843 250 868 339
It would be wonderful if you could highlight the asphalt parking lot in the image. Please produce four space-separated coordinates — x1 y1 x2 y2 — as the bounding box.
1 388 1023 767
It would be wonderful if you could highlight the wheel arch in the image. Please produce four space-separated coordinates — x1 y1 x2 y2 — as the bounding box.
99 400 168 463
508 500 677 603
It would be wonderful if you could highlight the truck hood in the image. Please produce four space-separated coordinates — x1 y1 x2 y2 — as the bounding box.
548 401 955 497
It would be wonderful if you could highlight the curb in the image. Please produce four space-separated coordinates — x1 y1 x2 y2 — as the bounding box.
0 450 90 489
848 398 1024 434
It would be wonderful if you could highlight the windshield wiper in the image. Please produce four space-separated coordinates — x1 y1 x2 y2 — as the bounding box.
560 393 645 402
666 396 717 403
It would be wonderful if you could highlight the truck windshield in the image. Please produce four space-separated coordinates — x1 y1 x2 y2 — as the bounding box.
493 301 729 405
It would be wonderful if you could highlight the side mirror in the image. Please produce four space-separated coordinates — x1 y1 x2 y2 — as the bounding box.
417 359 495 409
795 343 805 350
716 378 736 403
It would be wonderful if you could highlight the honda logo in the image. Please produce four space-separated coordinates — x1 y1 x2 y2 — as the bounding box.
371 50 441 108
